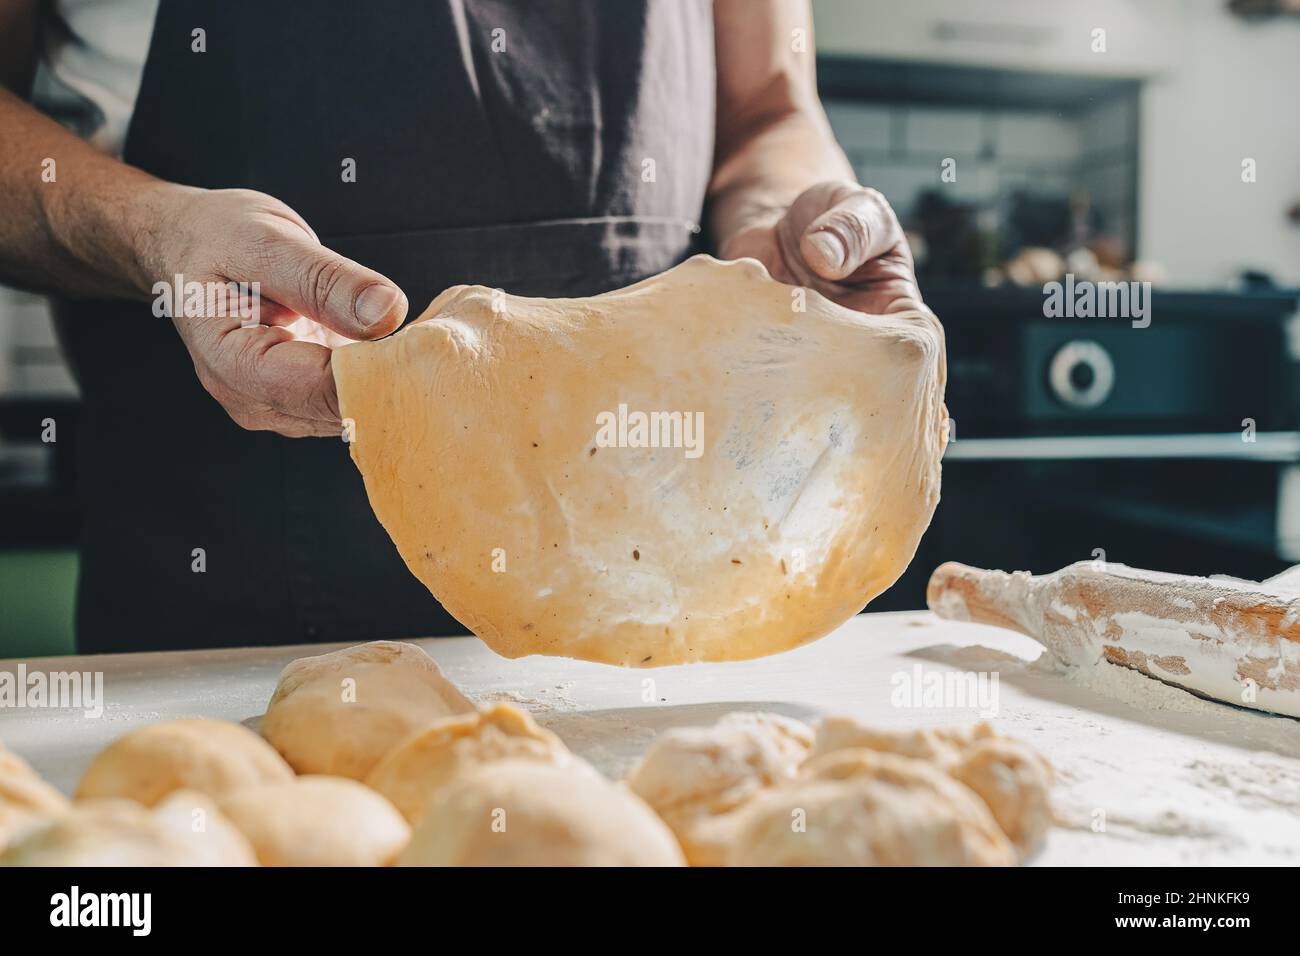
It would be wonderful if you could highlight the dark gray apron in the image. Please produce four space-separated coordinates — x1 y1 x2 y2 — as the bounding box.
58 0 715 653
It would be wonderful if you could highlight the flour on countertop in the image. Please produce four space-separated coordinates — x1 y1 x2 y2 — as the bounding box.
1189 754 1300 810
476 683 581 715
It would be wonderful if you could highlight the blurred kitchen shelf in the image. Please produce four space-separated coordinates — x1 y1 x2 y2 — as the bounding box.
817 56 1140 113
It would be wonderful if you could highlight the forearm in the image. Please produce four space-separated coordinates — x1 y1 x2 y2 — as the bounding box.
0 87 183 299
707 0 854 253
708 107 853 253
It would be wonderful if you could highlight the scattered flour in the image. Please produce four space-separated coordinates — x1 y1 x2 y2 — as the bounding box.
1189 754 1300 810
476 683 581 715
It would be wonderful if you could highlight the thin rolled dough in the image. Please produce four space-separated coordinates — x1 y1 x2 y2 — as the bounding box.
334 255 945 666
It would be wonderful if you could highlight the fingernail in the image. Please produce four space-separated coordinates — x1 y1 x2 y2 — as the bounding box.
808 231 846 273
356 284 401 330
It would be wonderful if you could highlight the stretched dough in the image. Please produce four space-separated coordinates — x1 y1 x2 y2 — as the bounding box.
0 798 254 866
624 712 813 865
399 760 684 867
730 748 1016 867
216 776 410 867
76 718 293 806
365 704 573 823
334 255 945 665
262 641 475 780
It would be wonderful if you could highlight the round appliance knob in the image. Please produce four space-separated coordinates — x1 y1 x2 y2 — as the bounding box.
1048 339 1115 410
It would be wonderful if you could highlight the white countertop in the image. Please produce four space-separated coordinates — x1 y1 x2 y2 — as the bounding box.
4 610 1299 866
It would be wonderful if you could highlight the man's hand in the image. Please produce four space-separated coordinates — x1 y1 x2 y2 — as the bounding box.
720 181 944 382
142 186 408 437
720 181 923 314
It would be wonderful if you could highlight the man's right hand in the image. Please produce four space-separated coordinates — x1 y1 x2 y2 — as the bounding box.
140 186 408 438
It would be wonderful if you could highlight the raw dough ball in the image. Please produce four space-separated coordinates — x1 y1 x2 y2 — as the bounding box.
149 790 258 865
729 749 1016 866
0 740 44 781
366 703 573 823
216 776 410 866
811 715 991 763
262 641 475 779
624 711 813 865
399 760 685 867
76 718 294 806
334 255 946 666
810 716 1052 858
0 798 249 866
0 751 69 853
948 737 1053 858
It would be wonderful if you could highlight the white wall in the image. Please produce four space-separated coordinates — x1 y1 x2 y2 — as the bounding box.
1139 0 1300 287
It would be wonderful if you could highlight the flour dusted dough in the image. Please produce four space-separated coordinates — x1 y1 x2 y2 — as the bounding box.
365 703 574 823
216 776 410 866
948 737 1053 858
0 798 252 867
730 748 1016 867
624 712 813 865
810 716 992 763
76 718 293 806
334 255 945 666
399 760 684 867
262 641 475 779
810 716 1053 859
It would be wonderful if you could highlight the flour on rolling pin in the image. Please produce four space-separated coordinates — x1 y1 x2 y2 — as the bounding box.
927 560 1300 719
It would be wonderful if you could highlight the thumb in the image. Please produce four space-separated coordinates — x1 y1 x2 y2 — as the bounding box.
798 188 901 282
256 232 408 340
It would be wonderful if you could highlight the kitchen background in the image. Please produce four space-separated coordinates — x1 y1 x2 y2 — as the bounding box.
2 0 1299 655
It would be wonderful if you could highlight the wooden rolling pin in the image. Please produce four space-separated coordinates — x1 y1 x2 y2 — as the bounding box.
927 560 1300 719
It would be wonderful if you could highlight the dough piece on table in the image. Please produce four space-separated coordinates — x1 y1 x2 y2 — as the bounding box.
366 703 573 823
729 749 1016 867
334 254 946 666
76 718 294 806
0 740 45 781
0 758 70 853
810 715 1052 858
399 760 685 867
216 776 410 867
0 798 249 866
948 737 1053 859
810 715 992 764
148 790 258 866
624 711 813 866
262 641 475 780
